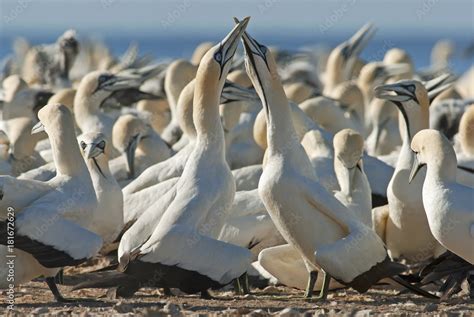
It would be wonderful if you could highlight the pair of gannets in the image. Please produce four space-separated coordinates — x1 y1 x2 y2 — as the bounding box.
241 25 434 299
121 77 258 220
372 75 474 263
0 103 102 302
74 18 253 297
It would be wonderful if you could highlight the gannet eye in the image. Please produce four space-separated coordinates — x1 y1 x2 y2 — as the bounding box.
407 85 416 93
80 141 87 150
259 45 267 55
214 51 223 63
97 140 106 150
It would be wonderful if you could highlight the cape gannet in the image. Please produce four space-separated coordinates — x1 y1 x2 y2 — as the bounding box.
0 103 102 302
110 114 172 183
409 129 474 264
78 132 123 244
324 23 376 95
242 26 434 300
3 117 46 176
21 30 79 88
74 18 253 297
74 70 157 154
333 129 372 227
161 60 198 144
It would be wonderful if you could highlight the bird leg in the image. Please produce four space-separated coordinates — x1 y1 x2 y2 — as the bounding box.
316 271 331 300
304 271 318 298
233 277 243 295
200 289 213 299
239 272 250 294
45 277 75 303
54 269 64 285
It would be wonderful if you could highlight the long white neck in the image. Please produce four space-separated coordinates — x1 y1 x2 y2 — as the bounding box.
265 81 299 154
193 73 225 155
50 117 88 177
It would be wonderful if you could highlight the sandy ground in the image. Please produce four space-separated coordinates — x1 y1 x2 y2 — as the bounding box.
2 277 473 316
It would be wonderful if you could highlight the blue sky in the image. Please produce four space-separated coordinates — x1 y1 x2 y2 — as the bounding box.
1 0 473 37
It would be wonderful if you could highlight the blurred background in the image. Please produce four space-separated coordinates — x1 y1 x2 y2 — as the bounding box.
1 0 473 73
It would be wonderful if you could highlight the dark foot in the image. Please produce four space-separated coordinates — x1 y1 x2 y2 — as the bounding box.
200 290 213 299
163 287 173 296
46 277 97 303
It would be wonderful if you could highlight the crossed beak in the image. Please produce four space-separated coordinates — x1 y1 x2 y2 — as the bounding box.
216 17 250 78
220 80 258 104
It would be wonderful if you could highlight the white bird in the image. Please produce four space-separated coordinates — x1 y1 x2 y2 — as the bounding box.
0 103 102 302
21 29 79 88
109 114 171 185
78 132 123 245
73 70 156 155
2 117 46 176
323 23 376 95
242 28 434 299
333 129 372 227
74 18 253 297
409 129 474 264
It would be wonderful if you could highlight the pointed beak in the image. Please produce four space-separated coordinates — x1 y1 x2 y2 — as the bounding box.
374 82 414 102
100 75 142 92
125 134 140 179
219 17 250 68
237 17 268 70
31 121 45 135
428 82 453 103
84 143 103 159
342 23 376 61
220 80 258 104
408 154 424 183
424 73 453 91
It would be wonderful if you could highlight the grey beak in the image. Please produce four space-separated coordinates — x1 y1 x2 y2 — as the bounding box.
31 121 45 135
408 154 424 184
125 134 140 179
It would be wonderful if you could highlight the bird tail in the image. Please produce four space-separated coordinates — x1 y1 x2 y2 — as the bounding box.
71 271 137 291
343 256 406 293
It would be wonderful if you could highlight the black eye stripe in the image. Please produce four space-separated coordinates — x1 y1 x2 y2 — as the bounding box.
97 140 106 150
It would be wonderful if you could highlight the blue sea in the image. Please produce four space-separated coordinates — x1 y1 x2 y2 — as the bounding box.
1 31 472 76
